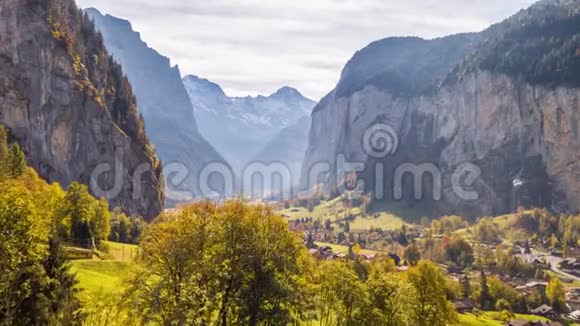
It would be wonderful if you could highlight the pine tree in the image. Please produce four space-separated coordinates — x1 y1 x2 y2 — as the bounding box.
306 232 315 249
344 220 350 233
479 271 491 310
0 125 9 180
8 143 26 178
460 274 471 299
43 238 82 324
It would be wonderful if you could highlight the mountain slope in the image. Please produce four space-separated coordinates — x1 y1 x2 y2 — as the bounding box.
302 0 580 217
86 8 229 201
183 75 316 172
254 115 311 189
0 0 164 219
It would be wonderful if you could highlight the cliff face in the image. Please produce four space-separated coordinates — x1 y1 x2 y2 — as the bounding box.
0 0 164 219
85 9 228 202
303 0 580 217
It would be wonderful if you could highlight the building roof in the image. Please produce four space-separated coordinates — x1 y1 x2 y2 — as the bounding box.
508 319 531 326
453 299 474 310
530 304 553 315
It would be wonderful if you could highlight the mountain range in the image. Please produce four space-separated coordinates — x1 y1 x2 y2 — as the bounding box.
183 75 316 179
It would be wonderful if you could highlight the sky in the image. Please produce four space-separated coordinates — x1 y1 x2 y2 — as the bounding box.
76 0 536 101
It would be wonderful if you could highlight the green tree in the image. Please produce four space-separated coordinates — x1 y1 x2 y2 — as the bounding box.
444 237 474 268
366 269 412 326
478 271 492 310
546 277 567 313
495 298 512 312
403 244 421 266
62 182 108 247
0 177 80 325
460 274 471 299
406 261 458 326
7 143 26 178
0 125 9 180
125 201 309 325
91 198 111 244
317 261 369 326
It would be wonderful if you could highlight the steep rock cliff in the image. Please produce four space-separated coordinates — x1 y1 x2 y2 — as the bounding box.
0 0 164 219
302 0 580 217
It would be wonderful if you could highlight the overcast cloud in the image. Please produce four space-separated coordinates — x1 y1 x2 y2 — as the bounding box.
76 0 536 100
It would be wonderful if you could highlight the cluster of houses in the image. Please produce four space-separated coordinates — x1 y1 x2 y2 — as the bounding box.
306 245 402 264
507 319 562 326
446 273 580 325
560 258 580 277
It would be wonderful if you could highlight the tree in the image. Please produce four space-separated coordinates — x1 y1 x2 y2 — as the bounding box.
62 182 109 247
397 230 409 246
306 232 315 249
91 198 111 244
431 215 468 234
460 274 471 299
0 125 9 180
125 201 309 325
64 182 96 245
474 218 500 244
549 234 559 249
7 143 26 178
546 278 567 314
317 261 369 326
406 261 458 326
353 243 362 255
0 175 81 324
478 271 492 310
444 237 474 268
324 219 331 230
366 269 412 326
495 298 512 312
403 244 421 266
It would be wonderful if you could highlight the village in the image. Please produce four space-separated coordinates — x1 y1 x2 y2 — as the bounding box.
278 196 580 325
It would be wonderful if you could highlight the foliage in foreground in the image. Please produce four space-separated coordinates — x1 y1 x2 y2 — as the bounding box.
105 201 459 326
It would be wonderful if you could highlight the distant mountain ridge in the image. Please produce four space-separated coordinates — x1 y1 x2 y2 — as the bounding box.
183 75 316 173
86 8 229 201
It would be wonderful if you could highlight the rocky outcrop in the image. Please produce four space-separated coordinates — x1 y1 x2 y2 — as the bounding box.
0 0 164 219
302 0 580 217
86 9 228 202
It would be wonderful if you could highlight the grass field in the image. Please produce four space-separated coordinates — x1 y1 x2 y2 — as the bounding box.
349 212 405 231
458 311 549 326
315 242 378 255
453 210 535 242
277 198 432 231
68 241 138 297
69 260 129 296
278 197 351 221
102 240 139 262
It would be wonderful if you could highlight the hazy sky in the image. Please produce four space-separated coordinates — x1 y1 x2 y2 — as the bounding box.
76 0 536 101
